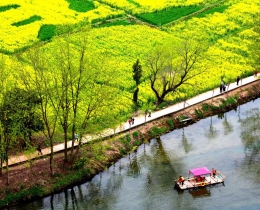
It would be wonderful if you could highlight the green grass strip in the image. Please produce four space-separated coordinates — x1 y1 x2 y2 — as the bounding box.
11 15 42 27
0 4 20 12
137 5 204 25
66 0 95 12
196 5 229 18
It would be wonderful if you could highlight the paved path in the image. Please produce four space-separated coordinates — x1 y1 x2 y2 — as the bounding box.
4 75 259 167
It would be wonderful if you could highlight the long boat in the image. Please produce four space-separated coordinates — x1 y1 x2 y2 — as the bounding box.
174 167 225 190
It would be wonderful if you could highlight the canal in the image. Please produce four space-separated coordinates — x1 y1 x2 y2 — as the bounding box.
12 98 260 210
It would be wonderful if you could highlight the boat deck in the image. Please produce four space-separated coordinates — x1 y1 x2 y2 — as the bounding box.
175 174 224 190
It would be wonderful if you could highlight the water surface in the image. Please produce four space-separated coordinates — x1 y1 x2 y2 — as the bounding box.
12 98 260 210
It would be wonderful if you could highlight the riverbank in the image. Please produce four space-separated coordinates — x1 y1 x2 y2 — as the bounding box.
1 79 260 208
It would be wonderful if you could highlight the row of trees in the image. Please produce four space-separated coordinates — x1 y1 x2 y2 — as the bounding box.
0 30 237 184
0 29 123 183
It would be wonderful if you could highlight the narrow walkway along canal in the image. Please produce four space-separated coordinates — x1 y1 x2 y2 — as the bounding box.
12 98 260 210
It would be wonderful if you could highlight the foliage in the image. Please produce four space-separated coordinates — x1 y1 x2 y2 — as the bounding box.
0 88 44 142
157 102 168 109
194 109 204 118
133 59 142 86
66 0 95 12
37 24 57 41
11 15 42 27
146 37 208 104
132 131 139 138
226 96 237 105
148 126 166 138
53 168 92 190
137 5 204 25
0 184 44 207
202 103 210 111
167 119 174 129
177 115 189 122
133 139 141 146
132 59 142 105
0 4 20 12
210 105 219 111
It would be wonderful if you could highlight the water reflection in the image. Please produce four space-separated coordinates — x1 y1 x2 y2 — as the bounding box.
222 113 233 135
189 187 211 198
127 152 141 178
205 116 219 139
240 108 260 156
181 128 193 153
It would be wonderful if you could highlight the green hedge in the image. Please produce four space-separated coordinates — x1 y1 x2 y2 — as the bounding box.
11 15 42 27
0 4 20 12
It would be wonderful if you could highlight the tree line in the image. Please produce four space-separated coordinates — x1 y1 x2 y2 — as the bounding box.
1 19 258 185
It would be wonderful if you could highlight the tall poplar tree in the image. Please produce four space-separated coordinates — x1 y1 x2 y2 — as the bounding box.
132 59 142 107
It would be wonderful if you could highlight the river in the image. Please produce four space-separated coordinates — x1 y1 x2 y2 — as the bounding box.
11 98 260 210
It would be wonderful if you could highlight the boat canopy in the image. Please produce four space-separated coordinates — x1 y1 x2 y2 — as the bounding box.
189 167 211 176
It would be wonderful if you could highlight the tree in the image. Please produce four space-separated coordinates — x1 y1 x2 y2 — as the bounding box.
0 86 44 184
25 29 120 166
0 88 44 143
20 46 60 176
132 59 142 106
146 38 208 105
250 14 260 70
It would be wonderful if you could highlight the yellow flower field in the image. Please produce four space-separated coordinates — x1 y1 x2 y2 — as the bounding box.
0 0 124 52
1 0 259 109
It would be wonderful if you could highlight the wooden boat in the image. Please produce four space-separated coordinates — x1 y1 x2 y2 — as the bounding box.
174 167 225 190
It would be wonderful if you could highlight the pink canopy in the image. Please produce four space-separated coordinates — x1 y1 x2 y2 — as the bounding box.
189 167 211 176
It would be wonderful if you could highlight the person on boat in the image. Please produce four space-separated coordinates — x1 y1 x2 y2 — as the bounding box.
196 176 201 182
178 176 185 186
212 168 217 177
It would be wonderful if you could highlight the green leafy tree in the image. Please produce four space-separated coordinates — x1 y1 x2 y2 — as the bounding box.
146 38 208 105
132 59 142 107
250 14 260 70
21 46 60 176
0 87 43 184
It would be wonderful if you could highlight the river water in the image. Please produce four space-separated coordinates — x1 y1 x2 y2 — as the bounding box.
11 98 260 210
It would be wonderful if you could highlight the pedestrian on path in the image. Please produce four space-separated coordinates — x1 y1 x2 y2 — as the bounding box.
1 153 7 162
148 109 151 117
236 76 240 86
254 70 258 77
220 84 223 93
74 133 79 141
128 119 132 126
131 117 135 125
37 144 43 155
222 84 226 92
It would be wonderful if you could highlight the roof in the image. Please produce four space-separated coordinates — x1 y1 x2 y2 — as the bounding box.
189 167 211 176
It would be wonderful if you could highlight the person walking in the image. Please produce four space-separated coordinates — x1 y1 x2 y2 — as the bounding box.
131 117 135 125
74 133 79 141
220 84 223 93
37 144 43 155
236 76 240 86
128 119 132 126
254 70 258 77
148 109 151 117
222 83 226 92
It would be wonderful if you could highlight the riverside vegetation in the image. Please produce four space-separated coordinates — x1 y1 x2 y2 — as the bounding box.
0 77 260 208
